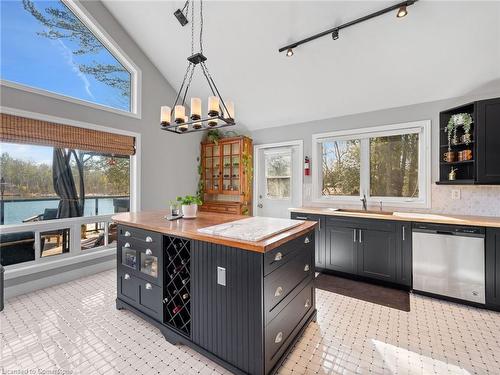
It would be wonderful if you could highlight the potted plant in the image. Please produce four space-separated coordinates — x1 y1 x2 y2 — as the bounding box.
446 113 473 149
177 195 202 218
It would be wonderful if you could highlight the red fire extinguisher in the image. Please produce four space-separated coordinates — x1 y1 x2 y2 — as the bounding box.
304 156 310 176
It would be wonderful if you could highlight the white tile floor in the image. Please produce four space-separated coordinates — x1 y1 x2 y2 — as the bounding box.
1 270 499 375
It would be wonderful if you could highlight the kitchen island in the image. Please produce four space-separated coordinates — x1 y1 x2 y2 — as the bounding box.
112 211 317 375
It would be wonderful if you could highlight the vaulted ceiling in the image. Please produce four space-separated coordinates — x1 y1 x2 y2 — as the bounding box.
103 1 500 130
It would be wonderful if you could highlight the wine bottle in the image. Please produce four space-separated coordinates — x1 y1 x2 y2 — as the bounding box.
182 293 189 300
172 305 183 315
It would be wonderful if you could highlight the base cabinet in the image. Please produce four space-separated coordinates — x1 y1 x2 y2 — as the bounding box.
357 228 396 282
486 228 500 309
292 213 411 287
325 225 357 274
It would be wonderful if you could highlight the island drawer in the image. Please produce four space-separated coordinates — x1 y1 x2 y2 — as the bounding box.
118 237 162 286
118 225 162 246
117 269 162 321
264 231 314 276
265 280 314 371
264 246 313 317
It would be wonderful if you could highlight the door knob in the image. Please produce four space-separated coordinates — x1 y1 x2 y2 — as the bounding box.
274 331 283 344
145 249 152 255
124 231 131 237
124 273 130 280
124 242 131 248
145 283 152 290
145 236 153 243
304 237 310 244
274 252 283 261
275 286 283 297
304 264 310 272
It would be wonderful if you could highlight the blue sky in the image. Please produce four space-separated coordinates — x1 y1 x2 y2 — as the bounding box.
0 0 130 111
1 142 53 165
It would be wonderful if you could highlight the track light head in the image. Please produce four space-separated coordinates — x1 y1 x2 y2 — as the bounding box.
332 29 339 40
397 5 408 18
286 48 294 57
174 9 189 26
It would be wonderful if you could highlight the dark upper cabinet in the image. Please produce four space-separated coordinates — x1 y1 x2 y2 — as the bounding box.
486 228 500 309
395 222 412 287
357 228 397 282
325 224 357 274
476 98 500 184
437 97 500 185
291 212 326 270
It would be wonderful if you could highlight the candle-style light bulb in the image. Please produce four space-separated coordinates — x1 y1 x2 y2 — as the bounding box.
174 105 185 123
208 96 219 117
191 98 201 120
160 106 171 126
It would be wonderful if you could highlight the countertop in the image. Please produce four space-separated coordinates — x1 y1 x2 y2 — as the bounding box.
112 210 317 253
289 207 500 228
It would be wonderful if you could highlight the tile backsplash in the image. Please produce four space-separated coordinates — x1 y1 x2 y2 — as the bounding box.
430 185 500 216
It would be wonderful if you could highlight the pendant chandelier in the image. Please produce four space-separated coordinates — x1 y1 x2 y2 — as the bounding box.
160 0 235 134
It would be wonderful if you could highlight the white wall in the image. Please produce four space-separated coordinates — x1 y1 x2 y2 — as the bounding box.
0 0 202 210
251 88 500 217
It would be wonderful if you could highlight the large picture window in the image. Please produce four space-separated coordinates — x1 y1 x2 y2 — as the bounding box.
313 121 430 207
0 0 137 113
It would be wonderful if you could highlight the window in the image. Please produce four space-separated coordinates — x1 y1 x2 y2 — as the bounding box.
312 121 430 207
0 141 132 265
265 150 291 199
0 0 137 113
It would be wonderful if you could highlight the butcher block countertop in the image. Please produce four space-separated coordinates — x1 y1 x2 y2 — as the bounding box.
290 207 500 228
112 210 316 253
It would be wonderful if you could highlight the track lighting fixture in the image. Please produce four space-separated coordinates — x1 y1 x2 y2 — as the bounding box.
397 5 408 18
279 0 417 55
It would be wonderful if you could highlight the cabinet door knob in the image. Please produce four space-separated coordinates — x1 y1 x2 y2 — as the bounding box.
304 237 310 244
145 249 152 255
145 283 152 290
124 231 131 237
124 273 130 280
124 242 131 248
274 252 283 261
274 331 283 344
275 286 283 297
145 236 153 243
304 264 310 272
305 299 311 309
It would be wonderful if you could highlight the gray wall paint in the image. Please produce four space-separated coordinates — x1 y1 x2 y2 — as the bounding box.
0 0 202 210
251 89 500 216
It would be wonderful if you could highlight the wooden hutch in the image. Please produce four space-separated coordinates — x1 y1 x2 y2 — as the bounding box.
199 136 253 215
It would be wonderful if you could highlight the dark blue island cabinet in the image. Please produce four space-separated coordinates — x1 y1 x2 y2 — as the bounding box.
115 220 316 375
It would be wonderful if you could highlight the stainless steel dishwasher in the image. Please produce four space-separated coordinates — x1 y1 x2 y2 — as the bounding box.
412 223 485 304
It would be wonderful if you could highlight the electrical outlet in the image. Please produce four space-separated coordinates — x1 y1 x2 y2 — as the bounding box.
451 189 461 200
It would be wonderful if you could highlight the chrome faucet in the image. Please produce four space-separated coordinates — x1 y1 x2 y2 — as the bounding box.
361 194 367 211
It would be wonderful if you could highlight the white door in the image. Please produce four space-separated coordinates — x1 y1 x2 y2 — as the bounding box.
255 143 302 218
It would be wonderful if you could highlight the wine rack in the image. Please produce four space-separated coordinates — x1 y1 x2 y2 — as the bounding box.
163 236 191 337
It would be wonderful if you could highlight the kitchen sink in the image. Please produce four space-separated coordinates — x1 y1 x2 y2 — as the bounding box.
325 208 394 215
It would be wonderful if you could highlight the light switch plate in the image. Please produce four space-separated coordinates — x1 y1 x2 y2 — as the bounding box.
217 266 226 286
451 189 461 200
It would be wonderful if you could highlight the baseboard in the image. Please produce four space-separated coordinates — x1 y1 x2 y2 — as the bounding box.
4 256 115 299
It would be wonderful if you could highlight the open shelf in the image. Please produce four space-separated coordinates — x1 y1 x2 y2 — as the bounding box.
163 236 191 337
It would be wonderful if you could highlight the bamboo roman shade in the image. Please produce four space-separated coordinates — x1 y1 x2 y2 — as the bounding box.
0 113 135 155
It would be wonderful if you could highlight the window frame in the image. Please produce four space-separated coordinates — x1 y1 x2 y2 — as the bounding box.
312 120 431 208
0 0 142 118
0 105 141 273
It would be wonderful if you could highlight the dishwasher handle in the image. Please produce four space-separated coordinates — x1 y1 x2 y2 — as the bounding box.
413 223 485 238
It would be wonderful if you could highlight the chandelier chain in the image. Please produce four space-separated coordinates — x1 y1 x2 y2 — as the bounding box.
190 0 195 54
199 0 204 54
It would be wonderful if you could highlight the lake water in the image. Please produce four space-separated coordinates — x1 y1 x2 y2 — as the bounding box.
2 198 124 225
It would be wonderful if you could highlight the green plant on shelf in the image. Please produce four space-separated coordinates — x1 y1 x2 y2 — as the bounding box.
446 113 473 150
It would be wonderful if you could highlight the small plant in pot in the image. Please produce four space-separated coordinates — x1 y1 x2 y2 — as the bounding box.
177 195 202 218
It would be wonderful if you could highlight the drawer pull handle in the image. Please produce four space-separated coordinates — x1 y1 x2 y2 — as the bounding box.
274 332 283 344
124 273 131 280
124 231 131 237
304 264 310 272
145 249 153 255
275 286 283 297
124 242 131 248
305 299 311 309
296 216 308 220
274 252 283 262
145 283 152 290
304 237 310 244
145 236 153 243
